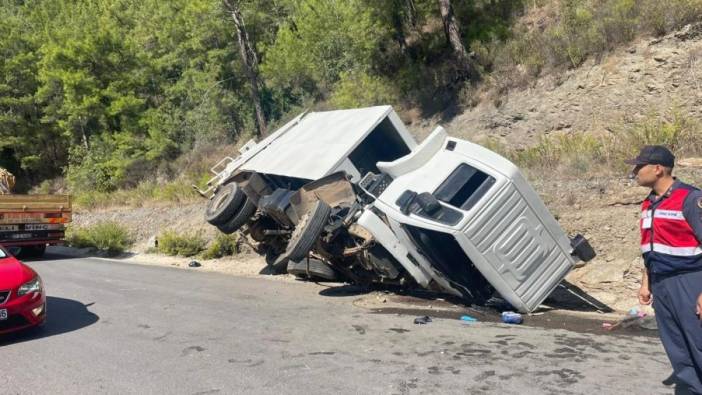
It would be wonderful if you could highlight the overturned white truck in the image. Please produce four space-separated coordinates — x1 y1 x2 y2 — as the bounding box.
196 106 595 313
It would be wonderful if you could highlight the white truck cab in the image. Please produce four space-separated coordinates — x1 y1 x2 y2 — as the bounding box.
199 106 594 313
365 127 590 312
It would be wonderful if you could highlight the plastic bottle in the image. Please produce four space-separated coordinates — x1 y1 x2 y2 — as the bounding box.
501 311 523 324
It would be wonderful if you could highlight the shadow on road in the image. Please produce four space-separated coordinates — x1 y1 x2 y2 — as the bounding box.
545 281 614 313
319 284 373 297
318 280 614 314
0 296 99 346
17 246 137 263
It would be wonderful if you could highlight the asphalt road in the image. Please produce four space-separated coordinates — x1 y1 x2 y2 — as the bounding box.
0 252 675 395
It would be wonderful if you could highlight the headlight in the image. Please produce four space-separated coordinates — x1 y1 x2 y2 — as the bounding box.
18 277 42 296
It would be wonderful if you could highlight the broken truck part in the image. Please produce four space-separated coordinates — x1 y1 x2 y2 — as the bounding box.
195 106 595 313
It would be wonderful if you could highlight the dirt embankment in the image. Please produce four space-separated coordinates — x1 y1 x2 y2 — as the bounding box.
412 23 702 146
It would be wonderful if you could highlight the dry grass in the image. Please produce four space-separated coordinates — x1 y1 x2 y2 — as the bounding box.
482 110 702 178
486 0 702 93
73 180 200 210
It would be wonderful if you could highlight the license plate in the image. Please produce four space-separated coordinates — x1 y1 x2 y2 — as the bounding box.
0 309 6 321
25 224 50 231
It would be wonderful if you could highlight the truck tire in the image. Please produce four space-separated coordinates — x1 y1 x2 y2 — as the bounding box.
15 245 46 259
205 183 246 225
285 200 331 262
217 198 257 234
27 245 46 258
287 258 337 281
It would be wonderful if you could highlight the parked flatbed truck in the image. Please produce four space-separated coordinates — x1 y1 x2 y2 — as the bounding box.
0 169 71 258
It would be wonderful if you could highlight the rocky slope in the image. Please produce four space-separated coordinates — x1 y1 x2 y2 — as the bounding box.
414 23 702 146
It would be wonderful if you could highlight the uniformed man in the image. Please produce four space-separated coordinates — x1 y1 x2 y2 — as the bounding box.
628 145 702 393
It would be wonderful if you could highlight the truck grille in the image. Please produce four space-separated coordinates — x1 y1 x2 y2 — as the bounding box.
463 185 571 307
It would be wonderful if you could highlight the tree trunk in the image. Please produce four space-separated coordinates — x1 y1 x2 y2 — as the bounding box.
437 0 472 77
391 0 408 53
223 0 267 137
405 0 417 28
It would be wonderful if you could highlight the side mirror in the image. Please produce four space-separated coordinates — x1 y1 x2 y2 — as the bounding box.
415 192 441 215
570 234 596 262
397 190 418 214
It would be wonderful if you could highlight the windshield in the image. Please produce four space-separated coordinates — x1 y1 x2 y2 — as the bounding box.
0 247 7 259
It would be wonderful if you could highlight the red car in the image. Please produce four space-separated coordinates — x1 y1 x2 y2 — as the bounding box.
0 246 46 334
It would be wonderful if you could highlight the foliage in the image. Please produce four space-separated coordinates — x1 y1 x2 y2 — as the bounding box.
330 71 398 108
66 221 133 256
2 0 702 195
201 233 240 259
157 230 207 257
493 0 702 87
500 110 702 177
73 179 201 209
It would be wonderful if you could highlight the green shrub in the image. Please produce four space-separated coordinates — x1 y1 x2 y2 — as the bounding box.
330 70 399 109
606 110 702 171
73 179 200 210
157 230 206 257
201 233 240 260
66 222 133 256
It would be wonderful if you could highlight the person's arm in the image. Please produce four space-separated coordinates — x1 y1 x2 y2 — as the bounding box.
682 190 702 244
639 267 652 305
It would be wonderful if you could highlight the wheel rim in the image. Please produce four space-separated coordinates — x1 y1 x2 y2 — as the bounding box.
290 211 311 239
212 187 231 211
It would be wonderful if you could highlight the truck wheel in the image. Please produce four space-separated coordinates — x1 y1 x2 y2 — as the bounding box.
264 247 289 274
287 258 338 281
285 200 330 262
16 245 46 259
28 245 46 258
217 198 257 234
205 183 246 225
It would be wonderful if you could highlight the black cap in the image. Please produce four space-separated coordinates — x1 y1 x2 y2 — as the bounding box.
625 145 675 167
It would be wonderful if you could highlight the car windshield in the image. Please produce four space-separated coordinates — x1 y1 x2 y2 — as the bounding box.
0 248 6 259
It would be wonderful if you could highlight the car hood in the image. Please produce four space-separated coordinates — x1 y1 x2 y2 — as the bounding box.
0 256 35 289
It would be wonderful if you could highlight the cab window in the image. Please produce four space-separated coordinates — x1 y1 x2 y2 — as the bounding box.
433 163 495 211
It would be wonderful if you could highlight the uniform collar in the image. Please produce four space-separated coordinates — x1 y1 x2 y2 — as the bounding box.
647 178 680 202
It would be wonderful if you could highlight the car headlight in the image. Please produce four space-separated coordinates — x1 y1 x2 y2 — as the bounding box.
18 277 42 296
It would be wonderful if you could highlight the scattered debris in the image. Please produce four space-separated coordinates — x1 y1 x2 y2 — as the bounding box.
460 315 478 323
413 316 432 325
188 260 202 268
501 311 523 324
603 307 657 331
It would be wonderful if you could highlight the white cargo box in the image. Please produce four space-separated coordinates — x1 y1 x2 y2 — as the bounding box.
219 106 417 184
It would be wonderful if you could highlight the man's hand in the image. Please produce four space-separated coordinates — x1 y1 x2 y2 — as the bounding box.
697 293 702 320
639 285 653 305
